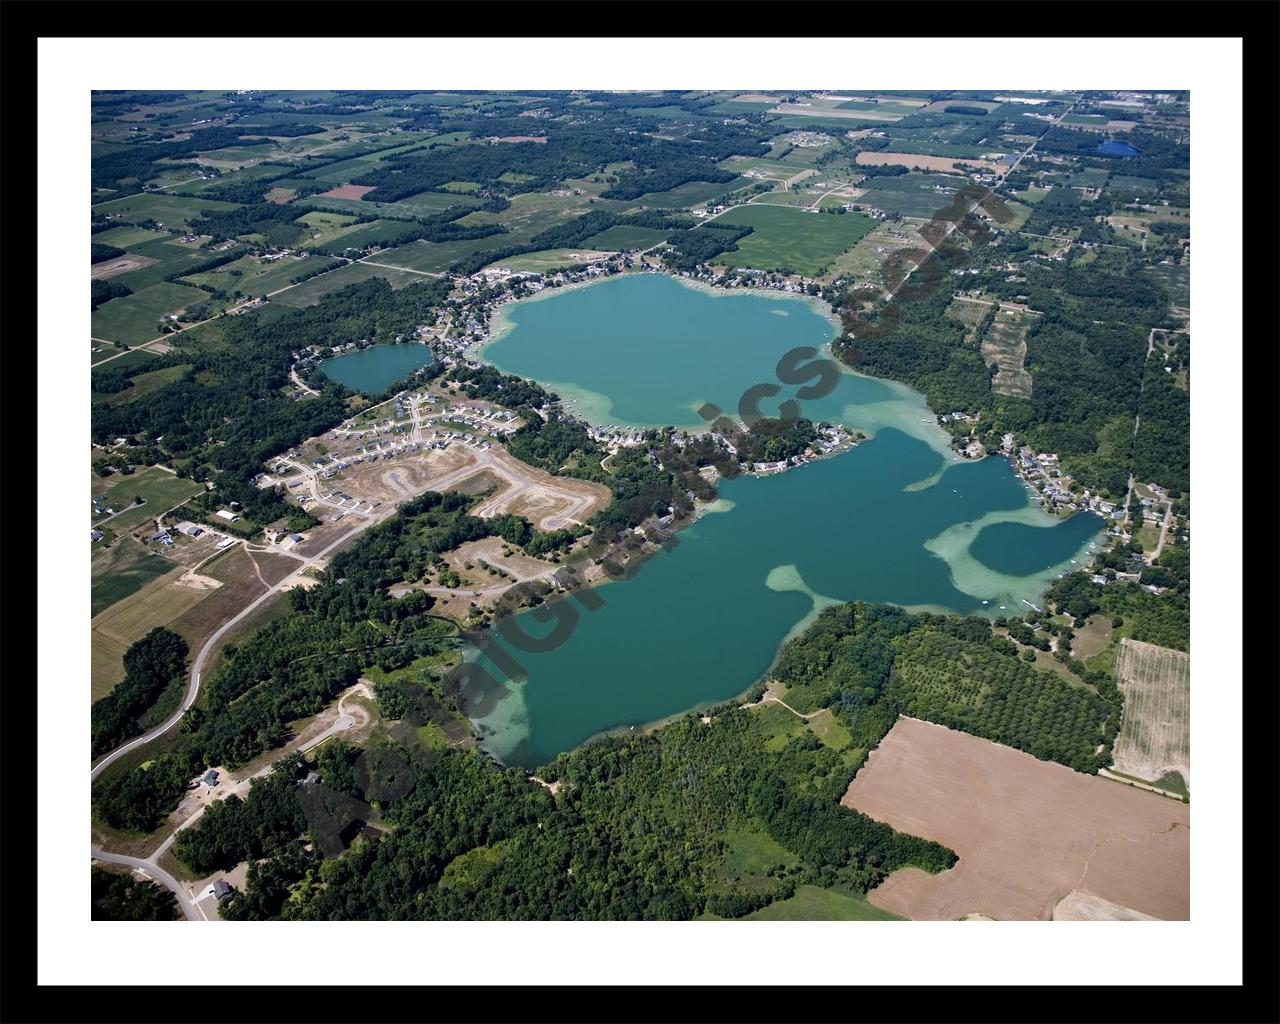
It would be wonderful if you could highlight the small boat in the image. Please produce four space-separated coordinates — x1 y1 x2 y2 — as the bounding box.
981 600 989 605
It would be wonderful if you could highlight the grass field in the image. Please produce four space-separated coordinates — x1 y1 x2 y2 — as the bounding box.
180 253 343 298
740 886 900 921
94 364 192 408
1112 639 1190 790
92 193 240 228
631 177 753 210
92 466 204 531
457 190 624 244
91 225 172 249
270 261 429 307
370 237 508 274
480 249 613 273
311 219 418 254
1142 262 1190 309
980 306 1036 398
581 225 671 251
854 173 969 218
714 205 876 276
91 571 209 700
91 282 208 345
90 537 175 618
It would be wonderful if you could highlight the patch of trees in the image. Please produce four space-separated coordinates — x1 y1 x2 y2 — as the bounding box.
1131 358 1189 491
1139 544 1190 596
661 223 753 271
91 279 133 310
188 203 310 248
173 761 308 875
1046 572 1189 651
90 867 178 921
728 416 819 465
91 628 189 757
92 243 127 264
943 105 989 116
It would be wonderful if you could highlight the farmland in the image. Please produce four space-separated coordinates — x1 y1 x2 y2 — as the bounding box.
979 304 1037 398
714 204 876 276
91 193 240 228
1110 639 1190 791
179 253 343 298
91 281 208 344
90 536 175 618
366 238 505 275
844 717 1190 920
269 261 429 308
581 224 671 251
480 249 613 274
91 466 204 531
854 173 971 217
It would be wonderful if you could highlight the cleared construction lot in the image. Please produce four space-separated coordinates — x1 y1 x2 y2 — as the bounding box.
843 717 1189 921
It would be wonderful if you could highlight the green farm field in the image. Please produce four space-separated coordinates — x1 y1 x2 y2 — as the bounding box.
90 538 176 619
93 364 192 408
92 466 204 530
735 886 901 921
181 254 343 297
854 173 968 217
631 177 753 210
270 261 429 307
91 282 208 345
91 193 240 228
480 249 613 273
91 225 172 249
91 571 208 700
371 237 509 274
581 225 671 250
714 204 876 276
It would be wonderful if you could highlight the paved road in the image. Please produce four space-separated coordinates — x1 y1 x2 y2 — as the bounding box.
91 692 361 922
90 514 384 780
90 849 200 921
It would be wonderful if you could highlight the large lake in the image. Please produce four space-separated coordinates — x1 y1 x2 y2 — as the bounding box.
471 273 1103 766
320 343 434 394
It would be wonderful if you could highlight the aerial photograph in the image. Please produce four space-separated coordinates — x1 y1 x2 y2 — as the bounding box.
84 86 1193 926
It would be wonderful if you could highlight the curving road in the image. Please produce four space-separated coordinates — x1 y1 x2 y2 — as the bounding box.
90 849 200 921
90 514 383 781
91 688 364 921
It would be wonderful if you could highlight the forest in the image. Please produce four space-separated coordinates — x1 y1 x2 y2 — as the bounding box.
90 867 178 921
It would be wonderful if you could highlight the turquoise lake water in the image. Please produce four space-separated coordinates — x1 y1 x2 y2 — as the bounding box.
319 344 434 394
470 274 1103 766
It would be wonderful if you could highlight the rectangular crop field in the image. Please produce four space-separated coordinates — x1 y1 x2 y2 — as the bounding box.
180 253 343 298
91 193 240 228
843 717 1189 920
631 177 754 210
581 225 671 251
270 261 430 308
979 305 1037 398
480 249 613 273
91 226 172 249
91 537 177 619
370 237 509 275
91 282 208 345
1111 639 1190 790
714 205 876 276
854 173 968 218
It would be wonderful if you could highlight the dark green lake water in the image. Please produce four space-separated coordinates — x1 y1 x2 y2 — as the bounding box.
471 274 1102 766
319 344 434 394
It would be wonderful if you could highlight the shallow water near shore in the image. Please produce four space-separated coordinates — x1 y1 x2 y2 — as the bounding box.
469 273 1102 766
